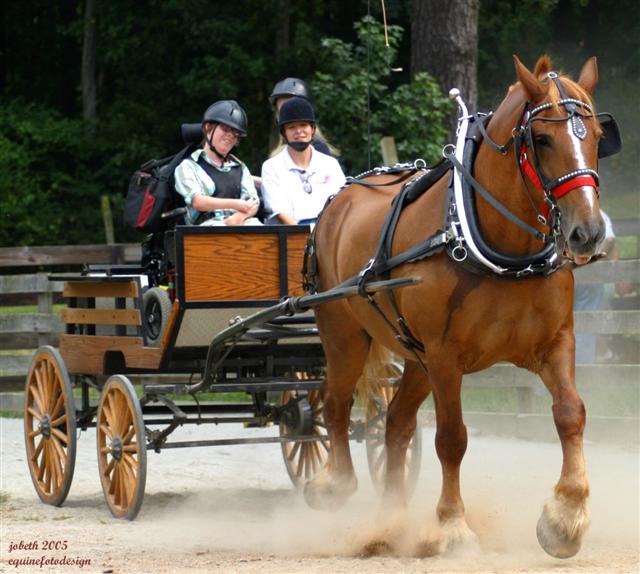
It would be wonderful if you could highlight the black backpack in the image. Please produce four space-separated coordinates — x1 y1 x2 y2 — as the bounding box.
123 145 193 233
124 123 205 233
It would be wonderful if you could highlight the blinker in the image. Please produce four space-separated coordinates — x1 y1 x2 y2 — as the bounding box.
597 113 622 159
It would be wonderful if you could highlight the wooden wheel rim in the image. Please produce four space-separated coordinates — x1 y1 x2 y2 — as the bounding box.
24 346 76 506
97 375 147 520
280 389 329 487
365 383 422 496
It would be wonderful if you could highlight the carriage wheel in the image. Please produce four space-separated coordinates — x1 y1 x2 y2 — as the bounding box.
365 383 422 497
96 375 147 520
24 346 77 506
280 389 330 488
142 287 172 347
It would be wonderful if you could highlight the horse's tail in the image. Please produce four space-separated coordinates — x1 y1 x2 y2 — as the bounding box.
355 341 403 399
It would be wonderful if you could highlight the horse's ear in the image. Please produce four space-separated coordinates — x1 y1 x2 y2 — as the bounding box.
513 55 548 103
577 56 598 95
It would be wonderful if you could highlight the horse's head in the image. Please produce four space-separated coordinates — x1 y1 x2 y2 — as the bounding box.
513 55 608 264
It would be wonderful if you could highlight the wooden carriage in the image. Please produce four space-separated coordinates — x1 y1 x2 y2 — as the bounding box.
23 225 421 519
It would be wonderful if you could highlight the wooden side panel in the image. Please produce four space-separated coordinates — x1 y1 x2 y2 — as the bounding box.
159 299 180 349
61 308 141 326
183 233 281 301
59 335 162 374
63 281 139 298
287 232 308 296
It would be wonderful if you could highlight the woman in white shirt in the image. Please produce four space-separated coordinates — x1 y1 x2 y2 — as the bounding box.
260 97 346 225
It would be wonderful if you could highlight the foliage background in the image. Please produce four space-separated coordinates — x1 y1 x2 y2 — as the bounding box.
0 0 637 246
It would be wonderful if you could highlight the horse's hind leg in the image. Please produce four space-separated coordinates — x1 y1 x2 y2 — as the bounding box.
537 342 590 558
359 359 433 557
384 359 431 505
303 302 369 511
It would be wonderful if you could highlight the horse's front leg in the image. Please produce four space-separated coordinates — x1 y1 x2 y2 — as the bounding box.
416 363 479 557
537 334 590 558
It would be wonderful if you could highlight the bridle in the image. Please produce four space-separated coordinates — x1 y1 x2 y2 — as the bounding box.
514 72 599 223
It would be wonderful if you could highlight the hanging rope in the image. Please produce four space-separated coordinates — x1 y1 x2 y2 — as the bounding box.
381 0 390 47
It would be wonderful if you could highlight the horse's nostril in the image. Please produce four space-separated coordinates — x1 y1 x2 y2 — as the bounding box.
570 225 589 247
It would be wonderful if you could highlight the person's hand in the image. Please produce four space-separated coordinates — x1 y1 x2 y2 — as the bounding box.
235 198 259 214
224 212 245 226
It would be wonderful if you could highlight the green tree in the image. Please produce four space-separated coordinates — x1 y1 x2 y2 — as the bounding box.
311 17 449 174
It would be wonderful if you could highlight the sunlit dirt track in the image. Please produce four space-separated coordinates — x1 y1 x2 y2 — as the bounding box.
1 417 638 574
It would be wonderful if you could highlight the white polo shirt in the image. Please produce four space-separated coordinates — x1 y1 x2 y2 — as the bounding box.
261 146 346 222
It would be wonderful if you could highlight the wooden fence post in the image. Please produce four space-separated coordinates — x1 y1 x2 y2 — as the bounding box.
101 195 115 245
380 136 399 165
37 272 53 347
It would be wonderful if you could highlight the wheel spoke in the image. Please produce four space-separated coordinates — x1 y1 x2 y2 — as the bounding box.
50 435 67 468
27 406 42 421
31 437 45 462
43 443 53 493
119 457 137 505
287 440 301 462
122 452 138 476
103 395 117 433
28 428 42 439
122 427 135 445
44 361 55 411
35 364 48 412
122 443 139 453
108 464 118 496
50 414 67 428
295 445 305 478
51 427 68 445
50 445 63 490
99 422 113 440
32 370 47 415
103 456 115 479
50 393 65 421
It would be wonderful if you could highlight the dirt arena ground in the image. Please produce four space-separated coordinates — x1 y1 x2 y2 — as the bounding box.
1 416 638 574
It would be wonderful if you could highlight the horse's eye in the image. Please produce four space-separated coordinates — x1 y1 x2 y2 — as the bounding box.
535 135 551 148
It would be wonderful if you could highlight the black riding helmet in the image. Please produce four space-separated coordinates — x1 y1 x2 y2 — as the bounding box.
269 78 312 106
202 100 248 136
278 97 316 129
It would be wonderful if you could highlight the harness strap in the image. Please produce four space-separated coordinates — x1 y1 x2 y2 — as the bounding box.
447 153 549 242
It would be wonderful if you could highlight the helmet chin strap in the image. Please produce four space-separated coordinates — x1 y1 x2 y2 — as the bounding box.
283 125 315 152
206 125 229 162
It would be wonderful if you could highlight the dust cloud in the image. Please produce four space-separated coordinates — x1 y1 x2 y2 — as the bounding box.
117 422 639 571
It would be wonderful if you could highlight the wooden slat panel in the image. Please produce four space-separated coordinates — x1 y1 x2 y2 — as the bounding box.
0 243 142 268
574 309 640 334
183 233 281 301
59 334 162 374
574 259 640 284
287 232 308 296
0 273 65 295
63 280 139 298
0 314 63 333
61 307 141 326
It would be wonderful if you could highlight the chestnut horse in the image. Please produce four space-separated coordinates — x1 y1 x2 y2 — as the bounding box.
306 56 618 558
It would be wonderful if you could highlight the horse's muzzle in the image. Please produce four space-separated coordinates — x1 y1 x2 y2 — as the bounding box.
565 218 605 264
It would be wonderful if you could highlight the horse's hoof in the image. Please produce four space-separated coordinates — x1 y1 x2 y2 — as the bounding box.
415 538 442 558
415 518 479 558
358 540 395 558
536 511 582 559
303 476 356 511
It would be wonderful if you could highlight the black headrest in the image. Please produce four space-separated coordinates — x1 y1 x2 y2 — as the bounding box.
181 123 203 144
